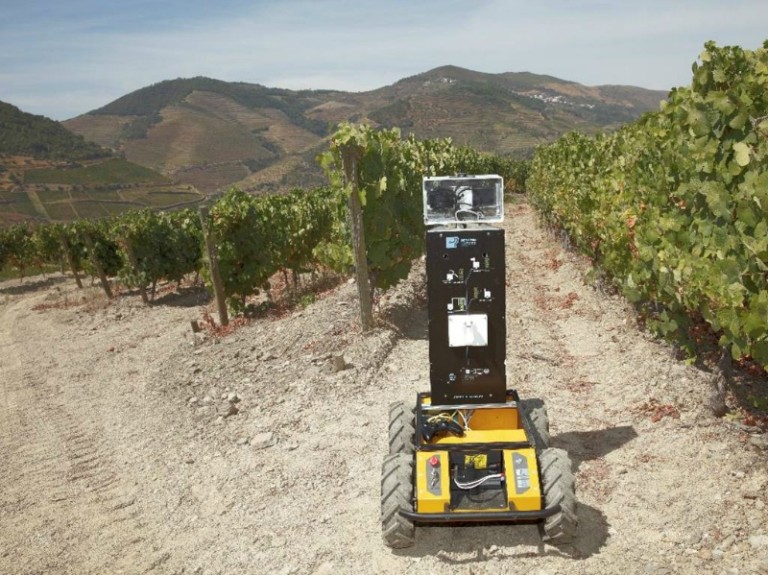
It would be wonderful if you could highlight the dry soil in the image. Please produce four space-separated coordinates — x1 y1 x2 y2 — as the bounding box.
1 199 767 575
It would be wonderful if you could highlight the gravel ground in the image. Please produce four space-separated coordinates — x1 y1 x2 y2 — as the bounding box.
1 198 767 575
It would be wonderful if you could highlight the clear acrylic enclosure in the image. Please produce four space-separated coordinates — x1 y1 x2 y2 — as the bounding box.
423 175 504 226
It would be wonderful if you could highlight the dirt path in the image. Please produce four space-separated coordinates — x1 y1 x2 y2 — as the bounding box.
1 199 767 575
0 284 196 573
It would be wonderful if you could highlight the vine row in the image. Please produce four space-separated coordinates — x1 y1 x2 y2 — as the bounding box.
528 40 768 365
1 131 526 317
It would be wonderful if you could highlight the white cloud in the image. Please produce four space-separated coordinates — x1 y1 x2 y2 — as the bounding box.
1 0 766 119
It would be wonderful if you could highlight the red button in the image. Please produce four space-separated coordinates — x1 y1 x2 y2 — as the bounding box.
429 455 440 467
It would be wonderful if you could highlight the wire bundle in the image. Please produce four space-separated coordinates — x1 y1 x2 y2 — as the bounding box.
453 473 504 491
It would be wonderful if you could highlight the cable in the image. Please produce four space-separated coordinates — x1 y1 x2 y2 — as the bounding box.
464 268 475 303
427 410 473 430
453 473 504 490
454 209 483 221
463 268 475 367
455 186 471 203
427 412 457 425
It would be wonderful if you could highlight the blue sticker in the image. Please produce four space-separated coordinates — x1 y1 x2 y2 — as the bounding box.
446 237 459 249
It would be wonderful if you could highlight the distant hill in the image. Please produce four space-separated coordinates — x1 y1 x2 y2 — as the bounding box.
0 101 110 161
65 67 668 194
0 101 204 226
359 66 665 153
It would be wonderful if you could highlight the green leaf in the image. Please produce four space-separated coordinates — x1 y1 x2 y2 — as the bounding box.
736 202 759 227
728 111 748 131
751 340 768 368
701 182 731 219
708 92 736 115
733 142 751 167
743 310 765 338
687 108 710 136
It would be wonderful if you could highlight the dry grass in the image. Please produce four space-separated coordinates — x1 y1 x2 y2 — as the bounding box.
62 115 135 148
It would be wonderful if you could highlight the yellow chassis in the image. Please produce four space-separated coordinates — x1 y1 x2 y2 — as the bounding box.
402 391 559 523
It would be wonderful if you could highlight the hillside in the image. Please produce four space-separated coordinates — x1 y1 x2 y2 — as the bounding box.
65 68 667 194
0 101 205 225
360 66 666 146
0 100 110 161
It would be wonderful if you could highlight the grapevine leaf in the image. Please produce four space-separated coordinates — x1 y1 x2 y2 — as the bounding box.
728 111 748 130
751 340 768 368
733 142 751 167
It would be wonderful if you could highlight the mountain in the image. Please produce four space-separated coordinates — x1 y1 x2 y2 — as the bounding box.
356 66 665 155
0 100 110 161
64 67 668 194
0 101 204 226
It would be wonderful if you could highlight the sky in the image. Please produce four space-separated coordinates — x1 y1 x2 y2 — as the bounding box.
1 0 766 121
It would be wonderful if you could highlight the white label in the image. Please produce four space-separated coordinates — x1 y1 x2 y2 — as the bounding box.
447 314 488 347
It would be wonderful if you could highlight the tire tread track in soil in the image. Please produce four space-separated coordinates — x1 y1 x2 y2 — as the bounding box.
0 296 175 575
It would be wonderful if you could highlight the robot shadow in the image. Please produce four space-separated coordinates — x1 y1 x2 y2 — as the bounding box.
395 499 608 561
552 425 639 472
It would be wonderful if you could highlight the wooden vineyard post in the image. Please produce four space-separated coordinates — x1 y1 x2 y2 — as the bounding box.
341 143 374 332
123 240 149 304
59 232 83 289
199 206 229 327
82 232 112 299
